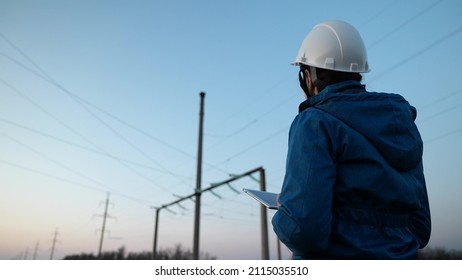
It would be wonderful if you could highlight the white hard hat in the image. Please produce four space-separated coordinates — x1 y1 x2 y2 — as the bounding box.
293 20 370 73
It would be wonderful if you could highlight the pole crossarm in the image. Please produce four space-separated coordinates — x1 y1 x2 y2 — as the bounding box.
154 166 263 212
205 166 263 192
151 166 265 259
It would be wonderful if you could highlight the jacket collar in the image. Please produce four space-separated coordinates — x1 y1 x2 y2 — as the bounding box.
299 80 365 113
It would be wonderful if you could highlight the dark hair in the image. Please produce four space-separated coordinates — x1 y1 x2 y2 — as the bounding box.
315 67 362 92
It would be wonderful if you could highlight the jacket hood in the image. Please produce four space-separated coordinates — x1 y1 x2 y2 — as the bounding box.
299 81 423 171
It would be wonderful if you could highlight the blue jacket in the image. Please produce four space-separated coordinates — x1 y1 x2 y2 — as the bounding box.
272 81 431 259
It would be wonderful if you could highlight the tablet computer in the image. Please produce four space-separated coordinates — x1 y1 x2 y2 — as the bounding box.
243 188 279 210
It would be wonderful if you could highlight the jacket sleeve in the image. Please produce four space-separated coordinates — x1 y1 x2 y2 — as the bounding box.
409 165 432 249
272 110 338 255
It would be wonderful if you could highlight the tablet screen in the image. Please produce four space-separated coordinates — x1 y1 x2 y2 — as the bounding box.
243 188 279 209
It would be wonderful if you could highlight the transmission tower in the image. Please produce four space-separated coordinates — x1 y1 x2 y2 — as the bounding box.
95 192 116 258
49 228 59 260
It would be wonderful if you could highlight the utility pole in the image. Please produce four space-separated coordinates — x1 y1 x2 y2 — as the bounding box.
96 192 114 258
193 92 205 260
276 236 282 260
259 168 269 260
152 207 160 259
49 228 59 260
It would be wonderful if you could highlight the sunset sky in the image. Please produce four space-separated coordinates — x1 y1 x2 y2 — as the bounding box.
1 0 461 259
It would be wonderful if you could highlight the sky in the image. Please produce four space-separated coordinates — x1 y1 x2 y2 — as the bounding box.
0 0 461 260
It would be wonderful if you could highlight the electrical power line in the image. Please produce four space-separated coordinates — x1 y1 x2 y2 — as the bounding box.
417 102 462 124
0 33 53 81
0 36 199 191
0 155 162 206
205 125 289 172
0 117 183 176
368 26 462 84
359 0 400 28
0 158 106 193
0 45 228 182
419 88 462 111
2 3 461 258
0 75 185 196
424 127 462 144
0 131 168 206
367 0 445 49
206 73 294 135
0 131 114 189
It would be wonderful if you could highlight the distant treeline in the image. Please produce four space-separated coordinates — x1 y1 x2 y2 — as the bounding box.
63 245 461 260
63 244 216 260
418 247 462 260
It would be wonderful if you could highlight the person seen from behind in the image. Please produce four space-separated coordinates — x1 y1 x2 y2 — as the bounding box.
271 20 431 259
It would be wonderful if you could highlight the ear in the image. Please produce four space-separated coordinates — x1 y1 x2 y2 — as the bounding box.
306 67 320 96
305 68 314 90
